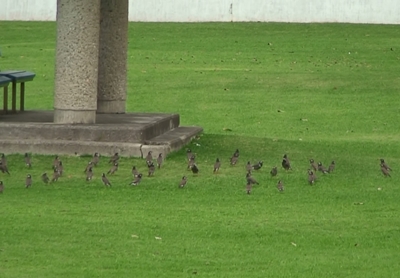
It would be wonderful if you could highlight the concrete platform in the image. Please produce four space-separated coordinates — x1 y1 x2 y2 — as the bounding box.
0 110 203 158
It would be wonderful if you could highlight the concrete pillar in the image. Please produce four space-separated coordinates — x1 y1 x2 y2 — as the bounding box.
97 0 128 114
54 0 100 124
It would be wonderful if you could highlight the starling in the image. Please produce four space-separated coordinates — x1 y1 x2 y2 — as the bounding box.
179 176 187 188
246 173 259 185
186 149 193 161
86 168 93 181
41 172 50 184
232 149 240 158
309 159 318 172
252 161 263 170
58 161 64 176
282 154 292 170
0 161 10 175
277 180 284 192
132 166 139 177
0 153 7 166
230 156 239 165
318 162 329 174
25 174 32 188
145 151 153 163
24 153 32 168
148 162 156 176
0 181 4 194
246 182 252 194
157 153 163 169
246 161 253 173
109 152 119 164
131 173 143 186
101 173 112 187
308 170 316 185
270 166 278 177
53 155 61 169
381 164 391 177
328 161 335 173
107 162 118 175
51 168 61 182
213 158 221 173
380 159 392 171
187 154 196 169
84 161 93 173
91 152 100 166
191 164 199 174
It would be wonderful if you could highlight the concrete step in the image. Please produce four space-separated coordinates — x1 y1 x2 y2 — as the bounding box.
0 110 180 143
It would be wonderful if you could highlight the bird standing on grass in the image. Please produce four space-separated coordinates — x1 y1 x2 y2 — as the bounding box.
132 166 139 177
328 161 335 173
270 166 278 177
318 162 329 174
187 155 196 169
0 161 10 174
148 162 156 176
230 149 239 165
309 159 318 172
246 161 253 173
86 168 93 181
101 173 112 187
107 162 118 175
246 173 259 185
1 153 7 166
145 151 153 164
213 158 221 173
252 161 263 171
53 155 60 170
131 173 143 186
24 153 32 168
381 164 391 177
380 159 392 172
25 174 32 188
308 170 316 185
191 164 199 174
179 176 187 188
109 153 119 164
52 168 61 182
58 161 64 176
41 172 50 184
277 180 284 192
91 152 100 166
246 182 252 194
186 149 193 161
0 181 4 194
84 162 93 173
157 153 163 169
282 154 291 171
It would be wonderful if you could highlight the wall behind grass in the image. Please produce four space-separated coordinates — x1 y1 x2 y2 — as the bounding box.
0 0 399 24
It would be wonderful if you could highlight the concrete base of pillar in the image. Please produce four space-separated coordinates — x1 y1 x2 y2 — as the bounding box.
97 100 126 114
54 109 96 124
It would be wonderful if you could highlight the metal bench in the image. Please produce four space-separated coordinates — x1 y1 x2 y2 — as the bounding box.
0 70 36 113
0 76 12 114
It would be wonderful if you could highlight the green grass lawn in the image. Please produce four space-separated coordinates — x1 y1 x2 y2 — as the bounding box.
1 21 400 277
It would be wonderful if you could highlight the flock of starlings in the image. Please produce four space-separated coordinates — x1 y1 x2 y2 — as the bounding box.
0 150 393 194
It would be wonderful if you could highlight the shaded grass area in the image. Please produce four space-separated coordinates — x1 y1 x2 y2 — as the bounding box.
1 21 400 277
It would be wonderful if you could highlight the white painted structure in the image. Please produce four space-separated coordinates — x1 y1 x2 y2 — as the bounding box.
0 0 399 24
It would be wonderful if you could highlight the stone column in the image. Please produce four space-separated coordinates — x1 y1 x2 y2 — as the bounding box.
97 0 129 114
54 0 100 124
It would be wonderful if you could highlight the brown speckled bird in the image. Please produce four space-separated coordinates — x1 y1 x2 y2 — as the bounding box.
309 159 318 172
246 173 259 185
51 168 60 182
0 181 4 194
91 152 100 166
282 154 291 170
0 161 10 175
270 166 278 177
102 173 112 186
24 153 32 168
145 151 153 164
107 162 118 175
380 159 392 171
213 158 221 173
41 172 50 184
308 169 316 185
252 161 263 171
157 153 163 169
86 168 93 181
246 182 252 195
132 166 139 177
25 174 32 188
328 161 335 173
109 153 119 164
318 162 329 174
246 161 253 173
277 180 284 192
381 164 391 177
179 176 187 188
148 162 156 176
131 173 143 186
